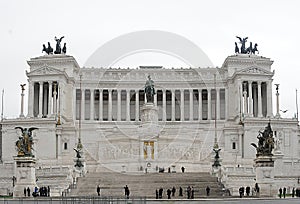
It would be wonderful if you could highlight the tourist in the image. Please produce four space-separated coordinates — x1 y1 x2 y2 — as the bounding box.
159 188 163 199
167 189 171 199
155 189 158 199
181 166 185 173
292 187 295 198
24 187 26 197
47 186 50 197
27 187 30 197
206 186 210 196
279 187 282 198
124 185 130 199
96 185 100 196
179 186 183 196
172 186 176 197
246 186 250 196
239 187 244 198
187 186 191 199
283 187 286 198
191 186 194 199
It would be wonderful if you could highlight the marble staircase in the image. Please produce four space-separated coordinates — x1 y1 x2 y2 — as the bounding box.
69 171 226 198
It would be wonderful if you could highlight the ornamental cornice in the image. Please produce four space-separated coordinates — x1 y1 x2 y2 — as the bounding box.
26 65 69 82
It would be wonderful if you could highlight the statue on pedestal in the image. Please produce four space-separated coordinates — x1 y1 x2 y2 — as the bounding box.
15 127 38 157
144 75 156 103
251 122 275 156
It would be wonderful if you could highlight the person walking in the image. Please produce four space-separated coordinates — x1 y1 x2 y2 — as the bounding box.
24 187 27 197
279 187 282 198
124 185 130 199
27 187 30 197
206 186 210 196
283 187 286 198
292 187 295 198
167 189 171 199
179 186 183 196
171 186 176 197
96 185 100 196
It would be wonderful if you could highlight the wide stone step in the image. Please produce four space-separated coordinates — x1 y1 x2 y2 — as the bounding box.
70 172 225 198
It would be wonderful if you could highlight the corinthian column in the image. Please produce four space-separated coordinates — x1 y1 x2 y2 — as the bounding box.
38 82 43 118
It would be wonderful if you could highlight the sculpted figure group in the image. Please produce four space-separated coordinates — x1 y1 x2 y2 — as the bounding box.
235 36 259 55
251 122 275 156
42 36 66 55
15 127 38 157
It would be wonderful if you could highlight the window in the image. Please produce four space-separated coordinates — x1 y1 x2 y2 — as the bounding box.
64 142 68 150
232 142 236 150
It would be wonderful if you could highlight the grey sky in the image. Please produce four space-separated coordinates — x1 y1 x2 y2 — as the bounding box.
0 0 299 118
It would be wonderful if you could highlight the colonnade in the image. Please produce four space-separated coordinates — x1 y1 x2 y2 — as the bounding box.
241 80 272 118
75 88 227 121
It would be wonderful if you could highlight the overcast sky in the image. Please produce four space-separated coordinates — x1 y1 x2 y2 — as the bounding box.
0 0 299 118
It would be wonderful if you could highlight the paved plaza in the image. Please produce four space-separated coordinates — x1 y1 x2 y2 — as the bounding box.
1 197 300 204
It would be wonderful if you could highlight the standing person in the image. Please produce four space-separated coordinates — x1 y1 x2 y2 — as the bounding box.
187 186 191 199
206 186 210 196
279 187 282 198
179 187 183 196
27 187 30 197
159 188 163 199
96 185 100 196
292 187 295 198
246 186 250 196
181 166 185 173
239 187 243 198
167 189 171 199
24 187 27 197
155 189 158 199
283 187 286 198
191 186 194 199
47 186 50 197
124 185 130 199
171 186 176 197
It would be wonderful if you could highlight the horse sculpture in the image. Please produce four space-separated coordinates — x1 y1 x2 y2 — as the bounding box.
145 75 156 103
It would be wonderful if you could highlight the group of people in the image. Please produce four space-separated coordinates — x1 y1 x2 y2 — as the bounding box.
23 186 50 197
155 186 210 199
278 187 299 198
238 184 260 198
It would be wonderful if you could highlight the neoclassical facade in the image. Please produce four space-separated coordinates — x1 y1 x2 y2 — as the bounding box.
0 53 299 195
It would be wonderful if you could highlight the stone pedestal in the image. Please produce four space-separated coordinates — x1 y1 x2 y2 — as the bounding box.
139 102 160 140
138 103 160 171
254 156 276 197
13 156 37 198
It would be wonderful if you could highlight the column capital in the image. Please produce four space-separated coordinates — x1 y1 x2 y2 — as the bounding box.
48 81 53 84
135 89 139 93
39 81 43 85
189 89 193 93
108 89 112 93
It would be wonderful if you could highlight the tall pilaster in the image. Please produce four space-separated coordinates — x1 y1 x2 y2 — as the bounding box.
248 81 253 117
38 82 43 118
171 90 175 121
47 81 53 117
162 89 166 121
90 89 94 120
225 88 228 119
207 88 211 120
99 89 103 121
216 88 220 120
189 89 193 121
257 81 263 117
198 89 202 120
126 90 130 121
117 89 121 121
80 88 85 120
243 83 248 116
27 81 34 118
135 90 139 121
108 89 112 121
267 81 273 117
180 89 184 121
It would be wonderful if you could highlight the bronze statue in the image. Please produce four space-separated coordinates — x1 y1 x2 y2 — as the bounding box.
15 127 38 157
144 75 156 103
251 122 274 156
54 36 64 54
42 42 53 55
236 36 248 54
62 43 67 54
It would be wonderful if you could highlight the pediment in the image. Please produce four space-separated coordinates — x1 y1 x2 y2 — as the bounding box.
237 66 273 75
27 65 64 76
